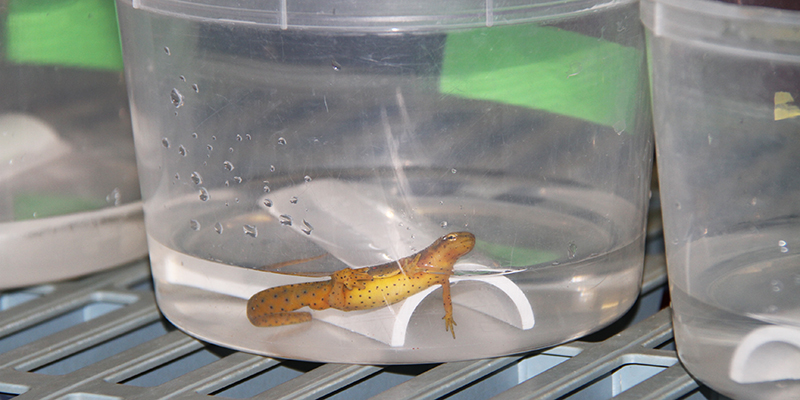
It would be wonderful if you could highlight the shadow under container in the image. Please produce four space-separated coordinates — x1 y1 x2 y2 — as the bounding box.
0 0 146 288
117 0 653 363
642 0 800 398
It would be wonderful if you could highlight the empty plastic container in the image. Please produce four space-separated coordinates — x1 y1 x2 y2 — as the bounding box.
117 0 653 363
642 0 800 398
0 0 146 288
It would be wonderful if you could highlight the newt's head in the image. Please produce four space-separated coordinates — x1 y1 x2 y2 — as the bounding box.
418 231 475 272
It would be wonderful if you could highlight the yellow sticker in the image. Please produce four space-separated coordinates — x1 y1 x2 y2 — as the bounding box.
775 92 800 121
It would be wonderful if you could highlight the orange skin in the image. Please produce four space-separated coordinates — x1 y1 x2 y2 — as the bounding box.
247 232 476 338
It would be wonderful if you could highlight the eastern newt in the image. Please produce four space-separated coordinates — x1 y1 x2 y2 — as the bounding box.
247 231 476 338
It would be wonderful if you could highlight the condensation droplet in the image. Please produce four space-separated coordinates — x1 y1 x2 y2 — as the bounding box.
178 145 187 156
223 161 234 171
279 214 293 226
781 246 789 253
191 132 198 139
778 240 787 247
263 184 270 193
331 60 342 71
270 165 276 172
211 135 217 141
304 175 312 183
263 199 273 207
236 134 243 141
179 75 186 81
228 147 234 153
207 144 213 151
170 88 184 108
214 222 223 234
224 180 230 187
190 172 203 185
243 224 258 238
568 242 578 259
161 138 170 148
552 261 560 266
440 221 448 228
199 187 209 201
674 202 682 210
301 219 314 235
190 219 201 231
233 176 242 183
245 134 252 140
567 61 582 77
192 84 199 93
751 197 758 206
451 168 457 174
277 137 287 145
290 196 298 204
174 173 180 180
771 280 783 292
164 46 171 55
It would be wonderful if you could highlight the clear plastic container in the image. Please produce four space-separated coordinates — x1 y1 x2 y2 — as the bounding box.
117 0 653 363
642 0 800 398
0 0 146 288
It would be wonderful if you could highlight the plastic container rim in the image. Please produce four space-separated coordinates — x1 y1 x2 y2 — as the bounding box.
641 0 800 34
124 0 637 32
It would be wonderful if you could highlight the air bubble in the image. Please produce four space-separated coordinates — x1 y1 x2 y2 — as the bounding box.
779 240 787 247
233 176 242 183
223 161 234 171
174 173 180 180
243 224 258 238
304 175 312 183
161 138 170 148
613 120 626 135
178 145 187 156
179 75 186 81
164 46 171 55
211 135 217 141
263 199 273 207
190 172 203 185
229 147 234 153
207 144 213 151
290 196 298 204
190 219 201 230
191 132 198 139
263 182 270 193
170 89 184 108
568 242 578 259
277 137 287 145
214 222 223 234
451 168 457 174
279 214 293 226
781 247 789 253
236 134 243 141
245 134 252 140
331 60 342 71
440 221 448 228
192 84 199 93
199 187 209 201
301 219 314 235
674 202 682 210
270 165 276 172
224 180 230 187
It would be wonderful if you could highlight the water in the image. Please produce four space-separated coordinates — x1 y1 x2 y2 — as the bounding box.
669 221 800 400
147 175 645 363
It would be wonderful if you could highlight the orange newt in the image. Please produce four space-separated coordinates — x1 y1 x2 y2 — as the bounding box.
247 231 476 338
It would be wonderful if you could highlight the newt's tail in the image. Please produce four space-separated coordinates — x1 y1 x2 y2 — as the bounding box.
246 281 332 327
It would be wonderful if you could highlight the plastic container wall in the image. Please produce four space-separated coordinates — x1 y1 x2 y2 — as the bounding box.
117 0 653 363
642 0 800 398
0 0 147 288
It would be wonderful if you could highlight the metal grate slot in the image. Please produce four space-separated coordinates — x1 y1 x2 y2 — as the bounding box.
0 301 125 356
120 346 235 387
0 287 53 311
211 361 320 398
32 321 174 376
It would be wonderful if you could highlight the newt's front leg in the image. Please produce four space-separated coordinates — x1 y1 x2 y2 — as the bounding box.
441 279 456 339
247 281 333 327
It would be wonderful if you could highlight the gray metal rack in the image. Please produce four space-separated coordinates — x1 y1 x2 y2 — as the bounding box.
0 254 728 400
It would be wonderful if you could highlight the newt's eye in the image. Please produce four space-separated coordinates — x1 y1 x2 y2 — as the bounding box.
444 234 457 241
